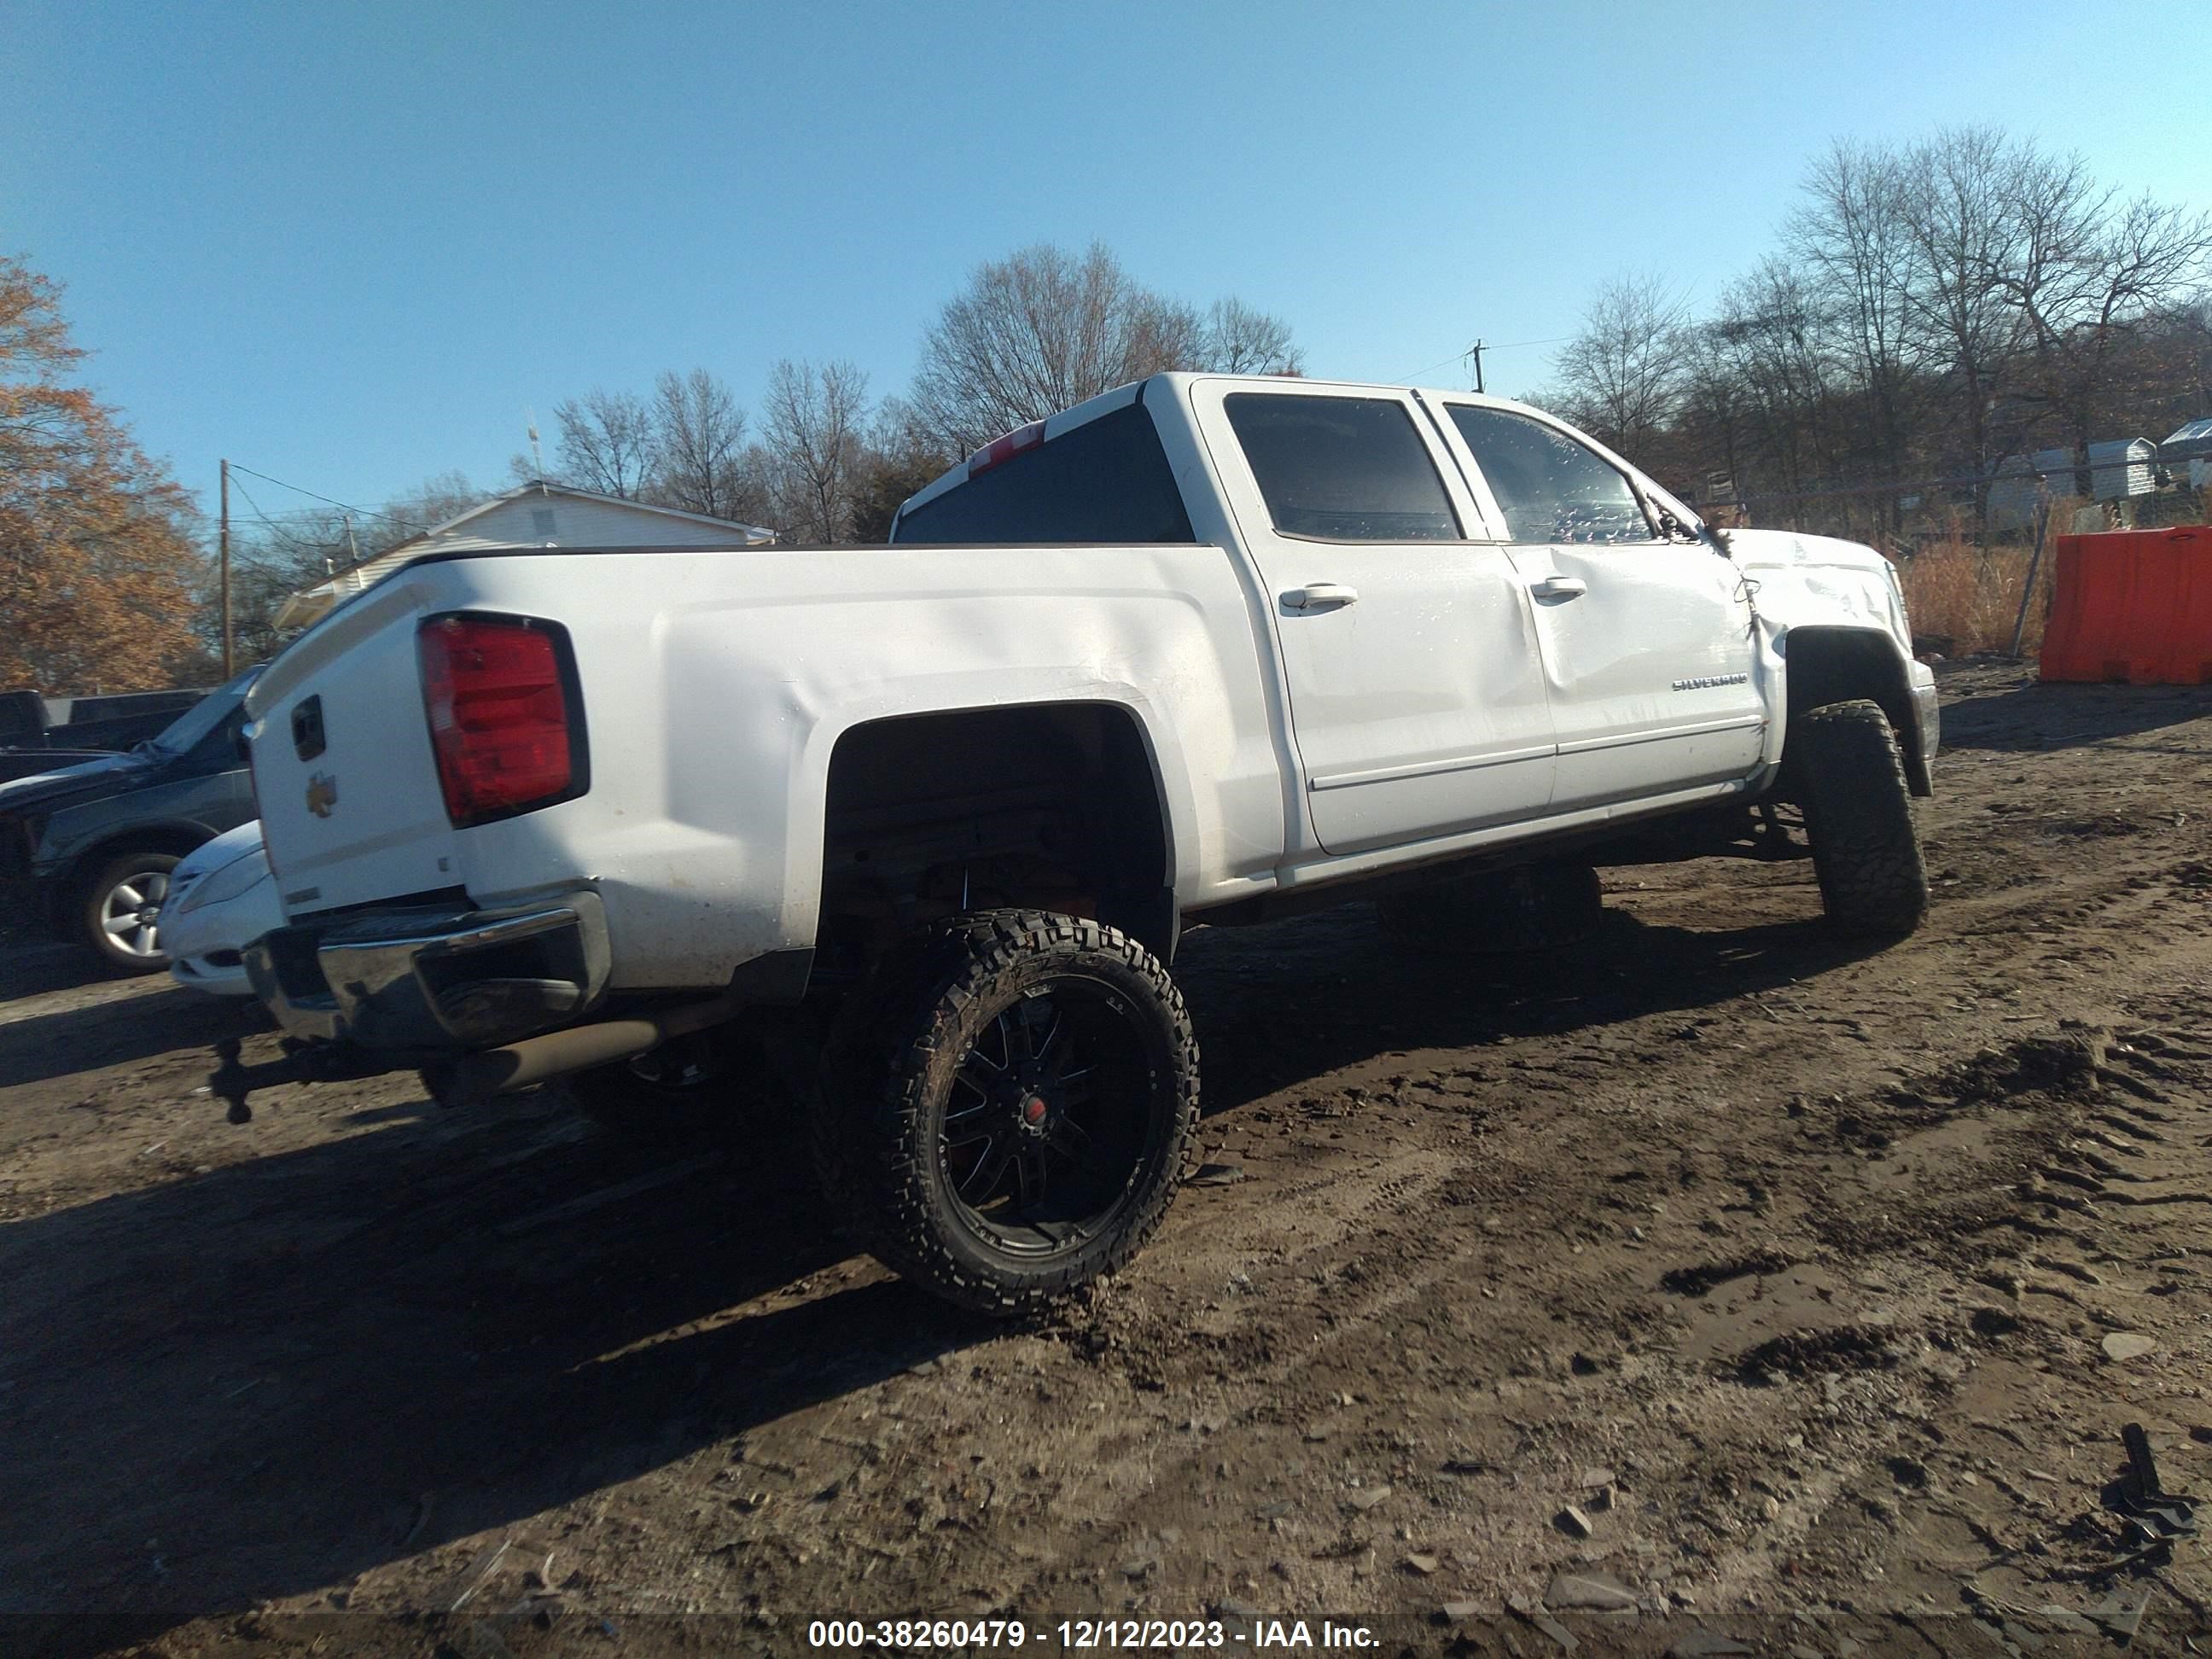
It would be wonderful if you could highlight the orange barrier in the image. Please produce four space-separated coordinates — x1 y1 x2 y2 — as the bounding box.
2038 526 2212 684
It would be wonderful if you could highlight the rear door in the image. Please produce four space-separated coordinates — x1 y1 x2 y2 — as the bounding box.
1435 402 1765 812
1192 380 1556 857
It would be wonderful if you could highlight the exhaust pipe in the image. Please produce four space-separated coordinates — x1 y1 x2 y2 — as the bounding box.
422 995 739 1109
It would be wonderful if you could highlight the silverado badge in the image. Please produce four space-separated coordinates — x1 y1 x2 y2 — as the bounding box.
306 772 339 818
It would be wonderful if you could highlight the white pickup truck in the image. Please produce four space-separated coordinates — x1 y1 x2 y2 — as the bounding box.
220 372 1938 1313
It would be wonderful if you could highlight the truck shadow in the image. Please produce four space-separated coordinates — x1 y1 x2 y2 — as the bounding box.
1 894 1887 1644
0 962 265 1086
1176 899 1887 1115
1939 678 2212 754
0 940 133 1003
0 1090 981 1644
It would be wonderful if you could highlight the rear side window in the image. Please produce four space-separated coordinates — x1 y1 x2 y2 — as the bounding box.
894 402 1195 544
1447 405 1653 544
1224 393 1459 541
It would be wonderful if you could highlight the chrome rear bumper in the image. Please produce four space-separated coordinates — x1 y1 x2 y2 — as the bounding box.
244 888 610 1052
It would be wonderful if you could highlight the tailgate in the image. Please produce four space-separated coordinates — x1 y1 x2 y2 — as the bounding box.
246 577 460 916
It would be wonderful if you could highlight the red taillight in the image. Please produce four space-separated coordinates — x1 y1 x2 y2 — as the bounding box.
966 420 1045 476
417 614 581 826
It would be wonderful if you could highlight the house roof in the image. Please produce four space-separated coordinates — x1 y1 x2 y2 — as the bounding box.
1993 439 2157 476
271 481 774 633
331 480 771 581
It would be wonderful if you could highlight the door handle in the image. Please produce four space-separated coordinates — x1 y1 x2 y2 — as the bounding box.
1284 583 1359 612
1531 575 1588 600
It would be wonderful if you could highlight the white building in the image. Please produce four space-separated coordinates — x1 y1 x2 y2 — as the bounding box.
2161 417 2212 492
1985 439 2157 531
274 482 774 631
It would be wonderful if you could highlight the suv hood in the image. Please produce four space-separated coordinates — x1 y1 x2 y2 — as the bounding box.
0 749 154 815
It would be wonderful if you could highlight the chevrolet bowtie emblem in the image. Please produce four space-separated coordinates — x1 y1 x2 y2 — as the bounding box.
306 772 339 818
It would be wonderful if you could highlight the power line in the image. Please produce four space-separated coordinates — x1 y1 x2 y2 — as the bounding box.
226 475 339 559
224 463 433 532
1389 335 1573 387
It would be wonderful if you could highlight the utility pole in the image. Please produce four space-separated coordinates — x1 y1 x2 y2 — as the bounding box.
527 407 547 491
1469 340 1486 395
219 458 233 677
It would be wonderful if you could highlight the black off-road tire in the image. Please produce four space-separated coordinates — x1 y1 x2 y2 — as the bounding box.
82 850 183 974
811 910 1199 1317
1792 698 1930 937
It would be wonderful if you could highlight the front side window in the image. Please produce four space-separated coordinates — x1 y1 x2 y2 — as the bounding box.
1225 393 1459 541
1447 405 1653 545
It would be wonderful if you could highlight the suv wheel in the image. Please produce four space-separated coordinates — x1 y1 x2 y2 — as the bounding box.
813 910 1199 1316
84 851 183 973
1793 699 1930 937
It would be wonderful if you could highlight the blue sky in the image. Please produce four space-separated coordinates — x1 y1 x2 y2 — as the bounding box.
6 0 2209 529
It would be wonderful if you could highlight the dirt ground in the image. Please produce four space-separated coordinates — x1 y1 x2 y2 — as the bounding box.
3 660 2209 1658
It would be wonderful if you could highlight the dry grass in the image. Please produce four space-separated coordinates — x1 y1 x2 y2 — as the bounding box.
1895 498 2087 657
1897 538 2048 657
1894 491 2212 657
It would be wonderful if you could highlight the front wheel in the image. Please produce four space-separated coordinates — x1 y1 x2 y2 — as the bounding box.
1792 699 1930 937
813 910 1199 1316
83 851 183 973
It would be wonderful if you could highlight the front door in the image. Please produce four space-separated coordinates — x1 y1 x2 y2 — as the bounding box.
1195 381 1557 857
1435 401 1766 812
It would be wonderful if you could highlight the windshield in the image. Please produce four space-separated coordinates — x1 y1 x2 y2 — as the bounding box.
143 667 259 758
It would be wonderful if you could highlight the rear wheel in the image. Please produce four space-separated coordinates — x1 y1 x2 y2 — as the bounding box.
82 851 182 973
813 910 1199 1316
1792 698 1929 937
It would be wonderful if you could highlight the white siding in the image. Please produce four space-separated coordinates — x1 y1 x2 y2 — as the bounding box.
430 494 760 551
1987 440 2157 530
276 487 773 630
352 497 768 591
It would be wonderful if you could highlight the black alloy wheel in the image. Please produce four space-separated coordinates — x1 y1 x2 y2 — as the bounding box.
814 910 1199 1315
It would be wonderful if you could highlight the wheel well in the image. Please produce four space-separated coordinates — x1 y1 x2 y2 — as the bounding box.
64 825 213 892
818 704 1174 972
46 825 212 934
1784 627 1927 795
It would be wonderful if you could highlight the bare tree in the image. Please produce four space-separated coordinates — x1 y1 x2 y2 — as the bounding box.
553 388 655 498
379 470 485 538
1790 138 1918 533
760 358 871 544
647 368 758 522
848 397 958 544
911 242 1198 457
224 471 490 661
1706 261 1842 513
1983 149 2212 490
1196 297 1305 375
1892 125 2034 527
1554 273 1692 464
1527 123 2210 545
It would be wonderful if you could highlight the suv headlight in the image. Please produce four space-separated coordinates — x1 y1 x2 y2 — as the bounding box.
178 849 268 915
